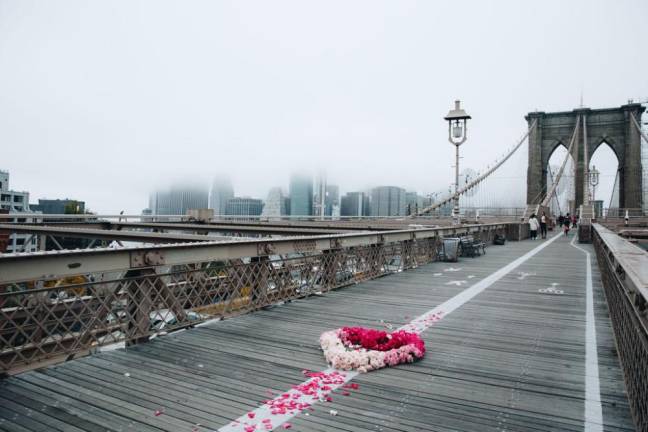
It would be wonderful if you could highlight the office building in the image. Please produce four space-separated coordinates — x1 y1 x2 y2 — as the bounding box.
0 170 38 252
30 199 96 250
261 187 288 219
313 172 327 218
289 173 313 216
225 197 264 217
370 186 406 216
210 176 234 217
340 192 370 217
405 192 425 215
31 199 85 214
325 184 340 217
150 183 209 215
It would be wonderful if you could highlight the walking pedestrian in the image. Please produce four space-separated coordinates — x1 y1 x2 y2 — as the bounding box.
529 213 540 240
563 212 571 236
572 213 578 229
540 211 548 239
558 213 564 228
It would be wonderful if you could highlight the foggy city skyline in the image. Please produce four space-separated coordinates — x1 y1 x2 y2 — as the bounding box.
2 0 648 213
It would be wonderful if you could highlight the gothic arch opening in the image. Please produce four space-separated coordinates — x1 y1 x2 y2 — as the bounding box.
589 141 619 215
546 143 575 217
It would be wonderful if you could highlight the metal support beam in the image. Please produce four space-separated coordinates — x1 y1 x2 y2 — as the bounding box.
0 223 514 283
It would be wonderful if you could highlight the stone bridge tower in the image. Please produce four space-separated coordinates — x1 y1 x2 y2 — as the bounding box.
526 103 645 211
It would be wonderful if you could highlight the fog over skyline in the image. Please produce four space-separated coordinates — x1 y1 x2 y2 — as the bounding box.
1 0 647 213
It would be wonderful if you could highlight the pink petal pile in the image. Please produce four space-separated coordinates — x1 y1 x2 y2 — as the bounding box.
319 327 426 372
230 370 360 431
400 311 444 333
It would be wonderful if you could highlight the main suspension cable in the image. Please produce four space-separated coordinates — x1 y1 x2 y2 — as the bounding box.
415 119 538 216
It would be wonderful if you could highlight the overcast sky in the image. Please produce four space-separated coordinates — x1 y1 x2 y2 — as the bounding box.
1 0 647 213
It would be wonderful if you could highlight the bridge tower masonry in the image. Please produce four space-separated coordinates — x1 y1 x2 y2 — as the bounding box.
526 103 645 212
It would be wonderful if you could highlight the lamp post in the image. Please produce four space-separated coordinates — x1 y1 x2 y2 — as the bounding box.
444 100 471 225
589 165 600 202
589 165 600 217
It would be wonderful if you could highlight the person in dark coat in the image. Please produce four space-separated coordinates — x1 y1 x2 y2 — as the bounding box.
563 212 571 236
557 214 564 228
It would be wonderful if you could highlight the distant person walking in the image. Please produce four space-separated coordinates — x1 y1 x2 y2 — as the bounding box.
540 211 548 239
529 213 540 240
558 213 564 228
563 212 571 236
572 214 578 229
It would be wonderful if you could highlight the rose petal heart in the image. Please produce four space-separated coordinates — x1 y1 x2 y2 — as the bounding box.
319 327 425 372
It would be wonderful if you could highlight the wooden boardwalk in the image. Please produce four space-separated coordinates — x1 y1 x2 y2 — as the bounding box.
0 234 635 432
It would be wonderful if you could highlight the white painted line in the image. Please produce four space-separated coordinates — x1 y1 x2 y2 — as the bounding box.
570 236 604 432
218 234 562 431
401 233 561 334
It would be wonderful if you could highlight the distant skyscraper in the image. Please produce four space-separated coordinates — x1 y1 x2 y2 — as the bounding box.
289 173 313 216
225 197 264 217
370 186 406 216
31 199 85 214
210 177 234 217
150 183 209 215
325 185 340 217
405 192 421 215
313 172 327 218
341 192 369 217
261 187 287 219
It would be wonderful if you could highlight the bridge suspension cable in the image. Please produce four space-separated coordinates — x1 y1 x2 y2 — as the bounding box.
415 119 538 216
547 165 562 215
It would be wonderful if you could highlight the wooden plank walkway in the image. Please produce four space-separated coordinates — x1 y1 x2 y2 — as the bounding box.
0 234 635 432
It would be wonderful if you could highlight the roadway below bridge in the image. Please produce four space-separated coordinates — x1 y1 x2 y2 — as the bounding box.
0 233 634 431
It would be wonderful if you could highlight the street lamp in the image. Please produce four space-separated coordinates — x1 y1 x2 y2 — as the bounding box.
444 100 471 225
589 164 600 202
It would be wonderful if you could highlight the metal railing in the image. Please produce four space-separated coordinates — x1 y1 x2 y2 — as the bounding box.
592 224 648 431
603 208 648 219
0 223 516 375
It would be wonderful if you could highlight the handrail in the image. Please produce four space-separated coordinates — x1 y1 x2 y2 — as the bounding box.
0 222 514 374
591 223 648 431
0 222 516 283
592 224 648 309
